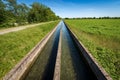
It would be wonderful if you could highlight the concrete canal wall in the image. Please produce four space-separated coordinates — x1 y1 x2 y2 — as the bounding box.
3 22 60 80
64 22 112 80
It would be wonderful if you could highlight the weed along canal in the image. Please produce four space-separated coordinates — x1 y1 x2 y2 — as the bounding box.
5 21 109 80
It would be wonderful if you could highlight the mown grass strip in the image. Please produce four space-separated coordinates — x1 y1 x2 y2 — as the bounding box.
0 21 59 79
65 19 120 80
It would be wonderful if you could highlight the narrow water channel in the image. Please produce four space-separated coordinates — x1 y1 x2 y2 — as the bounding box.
23 21 62 80
61 21 97 80
22 21 98 80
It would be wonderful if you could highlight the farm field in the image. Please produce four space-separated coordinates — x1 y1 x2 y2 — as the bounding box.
0 21 59 79
65 19 120 80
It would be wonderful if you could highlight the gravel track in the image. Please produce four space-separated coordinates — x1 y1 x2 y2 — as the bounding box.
0 21 53 35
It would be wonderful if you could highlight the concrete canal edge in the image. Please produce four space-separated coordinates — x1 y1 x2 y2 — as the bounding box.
64 22 112 80
3 22 60 80
53 27 62 80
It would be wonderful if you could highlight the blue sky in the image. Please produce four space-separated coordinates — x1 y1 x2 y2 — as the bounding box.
17 0 120 18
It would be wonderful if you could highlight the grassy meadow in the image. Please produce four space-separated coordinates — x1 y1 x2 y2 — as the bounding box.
0 21 59 79
65 19 120 80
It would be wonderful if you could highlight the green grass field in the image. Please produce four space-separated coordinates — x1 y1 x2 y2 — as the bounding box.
0 21 59 79
65 19 120 80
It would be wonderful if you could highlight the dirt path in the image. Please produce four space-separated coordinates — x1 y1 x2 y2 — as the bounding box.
0 21 54 35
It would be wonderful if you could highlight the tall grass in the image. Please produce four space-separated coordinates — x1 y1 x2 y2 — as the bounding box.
0 21 59 79
65 19 120 80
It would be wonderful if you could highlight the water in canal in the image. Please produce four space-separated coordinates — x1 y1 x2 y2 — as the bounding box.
60 21 97 80
22 21 97 80
23 21 62 80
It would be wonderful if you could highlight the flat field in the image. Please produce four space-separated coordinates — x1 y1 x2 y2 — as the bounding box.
0 21 59 79
65 19 120 80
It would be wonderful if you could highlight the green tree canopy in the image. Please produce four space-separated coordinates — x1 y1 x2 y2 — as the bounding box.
0 1 59 27
28 2 59 23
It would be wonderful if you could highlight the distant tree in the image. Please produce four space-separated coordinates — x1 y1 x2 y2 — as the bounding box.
5 0 18 15
16 3 29 23
93 17 96 19
0 0 15 27
56 16 60 19
0 0 6 24
44 8 58 21
0 0 5 10
28 2 58 23
0 1 59 27
64 17 69 19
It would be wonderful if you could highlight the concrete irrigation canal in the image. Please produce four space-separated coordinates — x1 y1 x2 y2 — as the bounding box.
3 21 112 80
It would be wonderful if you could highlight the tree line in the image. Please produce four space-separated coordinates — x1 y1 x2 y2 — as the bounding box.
65 17 120 20
0 0 60 27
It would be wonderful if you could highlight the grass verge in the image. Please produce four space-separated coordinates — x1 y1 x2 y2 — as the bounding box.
0 21 59 79
65 19 120 80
